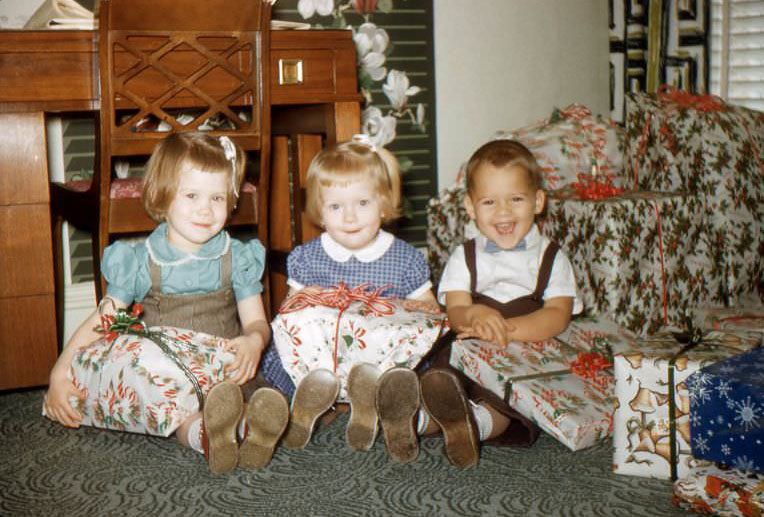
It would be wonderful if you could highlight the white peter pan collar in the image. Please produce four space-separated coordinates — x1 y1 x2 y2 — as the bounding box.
321 230 394 263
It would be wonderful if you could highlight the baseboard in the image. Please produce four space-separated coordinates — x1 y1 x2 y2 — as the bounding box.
64 281 97 344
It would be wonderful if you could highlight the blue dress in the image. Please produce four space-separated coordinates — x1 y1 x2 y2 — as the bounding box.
102 222 265 304
261 231 431 397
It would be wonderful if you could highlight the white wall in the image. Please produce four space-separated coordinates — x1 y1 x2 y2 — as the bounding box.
434 0 610 188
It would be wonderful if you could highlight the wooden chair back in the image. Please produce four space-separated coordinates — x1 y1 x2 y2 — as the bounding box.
95 0 271 290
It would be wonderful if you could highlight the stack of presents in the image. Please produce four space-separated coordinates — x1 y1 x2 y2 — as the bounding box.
429 90 764 515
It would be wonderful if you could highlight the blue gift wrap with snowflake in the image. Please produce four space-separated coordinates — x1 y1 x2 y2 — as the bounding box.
688 347 764 475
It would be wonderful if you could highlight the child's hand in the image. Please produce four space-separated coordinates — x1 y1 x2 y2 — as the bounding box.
457 305 513 346
224 333 265 385
400 298 442 314
43 368 86 428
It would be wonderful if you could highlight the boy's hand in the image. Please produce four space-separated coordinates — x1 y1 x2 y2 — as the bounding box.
456 305 515 346
224 333 265 384
43 368 86 428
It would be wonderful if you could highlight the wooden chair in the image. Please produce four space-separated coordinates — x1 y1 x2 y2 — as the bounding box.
50 0 272 341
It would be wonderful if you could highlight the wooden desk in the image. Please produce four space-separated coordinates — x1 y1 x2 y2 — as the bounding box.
0 30 361 390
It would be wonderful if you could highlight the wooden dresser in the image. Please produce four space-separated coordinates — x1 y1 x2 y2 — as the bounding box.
0 29 361 390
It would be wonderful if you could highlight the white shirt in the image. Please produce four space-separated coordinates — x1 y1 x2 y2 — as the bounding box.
437 225 583 313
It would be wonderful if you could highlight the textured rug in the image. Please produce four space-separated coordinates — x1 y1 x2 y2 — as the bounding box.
0 389 691 517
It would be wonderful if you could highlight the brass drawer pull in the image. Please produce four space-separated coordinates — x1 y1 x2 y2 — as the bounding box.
278 58 304 85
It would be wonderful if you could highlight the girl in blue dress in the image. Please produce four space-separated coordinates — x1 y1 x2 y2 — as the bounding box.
260 135 440 454
43 132 288 474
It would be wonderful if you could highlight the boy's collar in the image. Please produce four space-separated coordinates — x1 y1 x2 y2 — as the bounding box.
478 224 540 253
321 230 394 262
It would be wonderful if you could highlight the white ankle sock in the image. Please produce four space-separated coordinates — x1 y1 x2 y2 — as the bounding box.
187 417 204 454
238 415 247 440
416 409 430 434
469 401 493 441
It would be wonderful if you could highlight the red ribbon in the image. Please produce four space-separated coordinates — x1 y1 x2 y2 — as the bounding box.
570 352 612 388
279 282 396 316
570 173 625 200
657 85 729 113
279 283 396 372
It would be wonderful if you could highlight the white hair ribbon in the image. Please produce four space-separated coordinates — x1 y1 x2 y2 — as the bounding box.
352 133 377 152
219 136 239 198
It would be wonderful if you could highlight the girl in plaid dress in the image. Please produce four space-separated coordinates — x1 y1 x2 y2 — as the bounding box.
260 135 440 452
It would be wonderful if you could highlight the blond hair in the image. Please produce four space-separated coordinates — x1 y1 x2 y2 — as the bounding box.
142 132 246 222
465 139 542 194
304 140 401 226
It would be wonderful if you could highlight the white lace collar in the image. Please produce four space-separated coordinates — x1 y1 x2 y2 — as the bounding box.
320 230 394 263
146 222 231 267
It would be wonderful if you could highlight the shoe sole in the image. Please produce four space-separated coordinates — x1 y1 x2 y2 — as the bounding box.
239 388 289 469
203 381 243 474
420 368 480 469
282 369 340 449
376 367 420 463
346 363 382 451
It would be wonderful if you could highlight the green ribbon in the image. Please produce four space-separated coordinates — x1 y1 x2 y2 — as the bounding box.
99 308 206 410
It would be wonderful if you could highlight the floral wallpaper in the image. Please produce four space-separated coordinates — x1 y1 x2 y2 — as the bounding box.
287 0 427 150
274 0 437 245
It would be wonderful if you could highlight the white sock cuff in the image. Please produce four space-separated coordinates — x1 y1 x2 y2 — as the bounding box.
238 415 247 440
416 408 430 435
187 417 204 455
469 401 493 441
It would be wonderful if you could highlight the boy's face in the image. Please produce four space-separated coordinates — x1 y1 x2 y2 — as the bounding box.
464 164 545 251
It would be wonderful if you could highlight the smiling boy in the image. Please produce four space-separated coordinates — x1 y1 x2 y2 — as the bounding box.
418 139 582 467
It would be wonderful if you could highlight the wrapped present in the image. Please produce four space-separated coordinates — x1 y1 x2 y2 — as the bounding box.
673 464 764 517
624 89 764 304
613 330 762 480
695 306 764 334
450 337 616 451
543 189 720 335
687 347 764 475
271 284 447 401
43 310 235 436
556 313 638 363
494 103 626 191
449 338 576 400
508 371 616 452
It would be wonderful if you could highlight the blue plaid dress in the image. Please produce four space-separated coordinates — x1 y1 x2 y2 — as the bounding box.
260 234 430 397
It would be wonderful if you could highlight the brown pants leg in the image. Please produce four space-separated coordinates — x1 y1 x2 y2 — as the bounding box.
417 331 541 447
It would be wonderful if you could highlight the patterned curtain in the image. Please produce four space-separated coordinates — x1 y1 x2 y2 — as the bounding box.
609 0 710 122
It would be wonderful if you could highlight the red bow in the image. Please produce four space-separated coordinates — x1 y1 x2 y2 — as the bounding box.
279 282 396 316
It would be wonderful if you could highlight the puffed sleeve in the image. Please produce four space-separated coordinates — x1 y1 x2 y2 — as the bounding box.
102 240 150 305
400 243 432 299
231 238 265 301
286 243 310 291
436 244 469 305
545 250 584 315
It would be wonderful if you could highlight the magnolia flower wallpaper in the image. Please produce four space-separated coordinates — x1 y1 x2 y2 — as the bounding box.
274 0 437 245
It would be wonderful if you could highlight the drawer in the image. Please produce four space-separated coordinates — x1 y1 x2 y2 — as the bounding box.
0 204 54 298
0 294 58 390
0 112 49 206
270 47 359 105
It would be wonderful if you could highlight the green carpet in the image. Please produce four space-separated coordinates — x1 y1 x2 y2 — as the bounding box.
0 389 691 516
